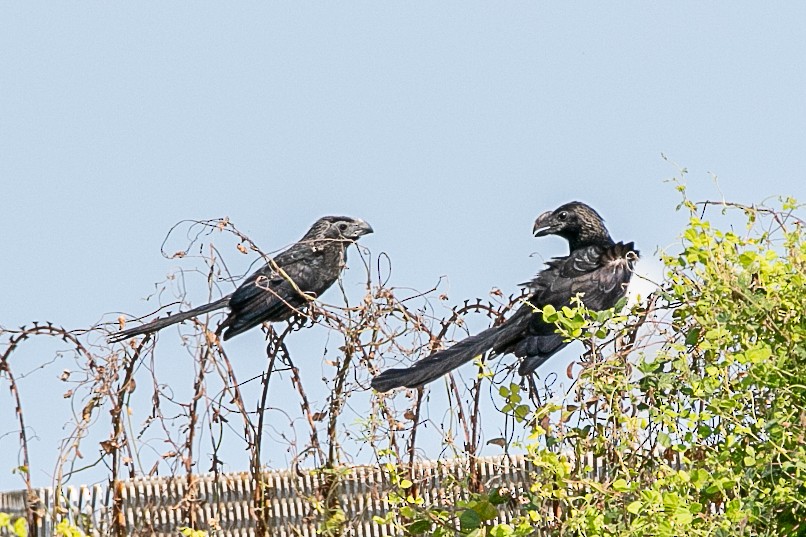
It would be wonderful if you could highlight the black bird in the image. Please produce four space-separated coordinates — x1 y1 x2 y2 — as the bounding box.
109 216 373 343
371 202 638 392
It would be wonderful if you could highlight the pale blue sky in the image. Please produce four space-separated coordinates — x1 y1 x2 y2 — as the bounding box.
1 4 804 490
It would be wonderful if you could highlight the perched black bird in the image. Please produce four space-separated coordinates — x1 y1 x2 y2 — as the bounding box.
109 216 373 343
371 202 638 392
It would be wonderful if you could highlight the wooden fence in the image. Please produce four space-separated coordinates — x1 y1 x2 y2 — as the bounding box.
0 454 538 536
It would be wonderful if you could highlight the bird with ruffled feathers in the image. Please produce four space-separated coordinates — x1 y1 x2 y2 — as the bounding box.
371 202 638 392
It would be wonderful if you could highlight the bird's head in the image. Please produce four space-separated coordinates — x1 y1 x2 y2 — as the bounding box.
533 202 614 250
312 216 374 242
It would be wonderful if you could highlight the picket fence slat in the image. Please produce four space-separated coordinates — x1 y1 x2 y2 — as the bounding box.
1 452 681 536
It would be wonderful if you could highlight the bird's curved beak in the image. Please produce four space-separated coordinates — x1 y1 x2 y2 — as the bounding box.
533 211 554 237
357 219 374 236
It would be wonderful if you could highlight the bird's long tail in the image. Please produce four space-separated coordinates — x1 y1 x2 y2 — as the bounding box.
108 296 231 343
371 318 524 392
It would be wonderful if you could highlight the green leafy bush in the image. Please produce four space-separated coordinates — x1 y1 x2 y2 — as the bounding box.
381 188 806 536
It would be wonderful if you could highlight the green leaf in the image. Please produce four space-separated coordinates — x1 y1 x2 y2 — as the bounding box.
489 487 511 505
472 499 498 521
745 346 772 364
541 304 558 322
14 517 29 537
399 479 413 489
406 519 432 534
612 478 629 492
490 523 514 537
662 492 680 511
738 251 757 267
627 500 642 514
673 507 693 525
55 519 82 537
514 404 530 421
459 509 482 531
697 424 713 438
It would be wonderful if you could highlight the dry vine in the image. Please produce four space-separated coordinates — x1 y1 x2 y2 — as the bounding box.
0 216 656 536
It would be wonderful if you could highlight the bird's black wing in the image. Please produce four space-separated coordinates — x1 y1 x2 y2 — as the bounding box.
515 242 637 374
529 242 636 310
220 245 341 340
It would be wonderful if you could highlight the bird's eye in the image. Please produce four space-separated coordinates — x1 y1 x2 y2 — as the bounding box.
558 211 568 221
338 222 348 231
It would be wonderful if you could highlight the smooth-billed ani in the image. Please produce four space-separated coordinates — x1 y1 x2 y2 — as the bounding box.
109 216 373 343
371 202 638 392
